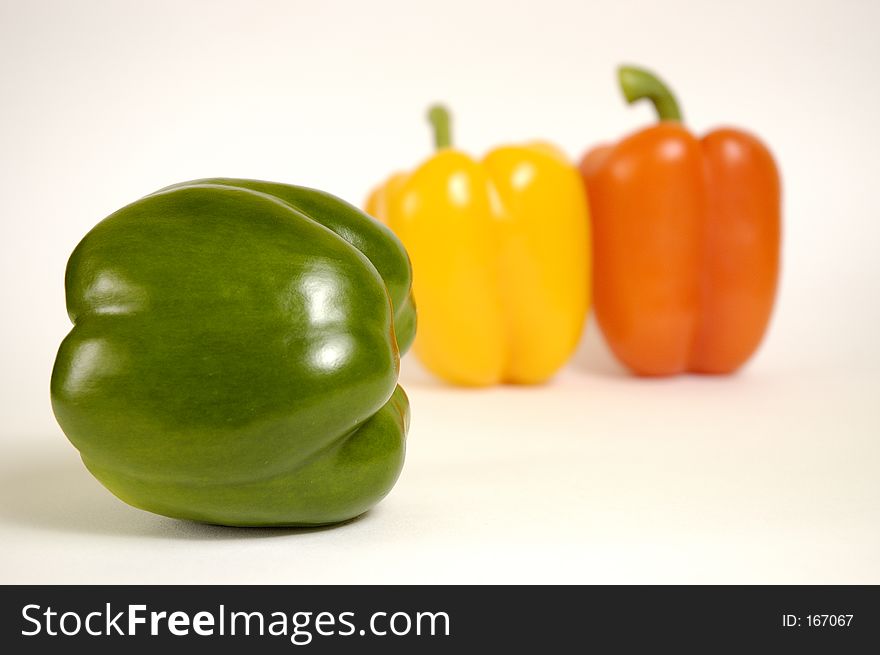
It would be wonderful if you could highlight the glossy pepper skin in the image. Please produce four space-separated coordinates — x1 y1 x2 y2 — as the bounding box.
367 106 590 386
580 67 781 376
51 179 415 526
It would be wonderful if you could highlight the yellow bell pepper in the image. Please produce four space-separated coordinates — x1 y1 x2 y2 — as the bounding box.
367 105 591 386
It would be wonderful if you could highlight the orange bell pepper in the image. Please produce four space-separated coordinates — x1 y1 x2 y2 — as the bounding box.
580 66 781 376
368 106 590 386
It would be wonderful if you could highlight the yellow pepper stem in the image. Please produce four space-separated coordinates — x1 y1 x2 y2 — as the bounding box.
427 104 452 150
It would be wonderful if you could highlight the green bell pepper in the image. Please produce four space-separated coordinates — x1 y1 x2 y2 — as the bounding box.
50 179 415 527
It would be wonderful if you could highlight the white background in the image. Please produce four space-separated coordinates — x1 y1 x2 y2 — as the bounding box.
1 0 878 583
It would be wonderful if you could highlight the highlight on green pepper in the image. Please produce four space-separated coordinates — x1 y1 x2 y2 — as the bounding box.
50 178 415 527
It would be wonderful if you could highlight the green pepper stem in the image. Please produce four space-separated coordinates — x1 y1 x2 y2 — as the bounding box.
427 104 452 150
618 65 683 122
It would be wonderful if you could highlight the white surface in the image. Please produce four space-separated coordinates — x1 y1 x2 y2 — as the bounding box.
1 0 879 583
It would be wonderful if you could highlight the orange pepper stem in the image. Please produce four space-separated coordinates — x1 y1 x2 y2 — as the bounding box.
618 65 683 122
427 104 452 150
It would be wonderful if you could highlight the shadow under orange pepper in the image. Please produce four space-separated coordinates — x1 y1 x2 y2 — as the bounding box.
580 66 781 376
